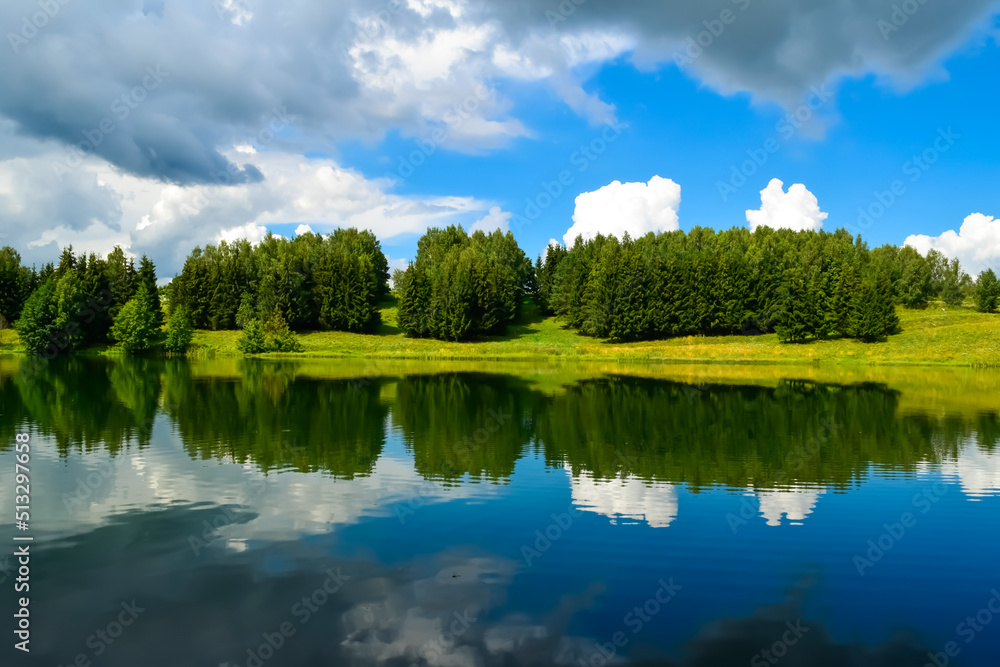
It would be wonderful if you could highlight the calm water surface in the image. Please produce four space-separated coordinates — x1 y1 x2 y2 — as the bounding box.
1 358 999 666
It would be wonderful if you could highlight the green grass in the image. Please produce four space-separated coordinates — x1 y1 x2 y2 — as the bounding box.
184 299 1000 367
2 300 997 367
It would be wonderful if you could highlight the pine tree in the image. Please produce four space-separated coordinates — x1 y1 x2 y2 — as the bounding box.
137 255 163 327
105 246 136 321
774 267 811 343
851 270 897 342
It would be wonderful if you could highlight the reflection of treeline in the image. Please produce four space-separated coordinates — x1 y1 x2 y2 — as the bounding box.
3 361 998 488
168 230 389 333
390 373 538 479
536 227 980 342
0 357 159 453
162 361 387 478
535 377 999 489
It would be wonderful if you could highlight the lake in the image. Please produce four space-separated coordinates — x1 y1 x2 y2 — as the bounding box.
2 357 999 666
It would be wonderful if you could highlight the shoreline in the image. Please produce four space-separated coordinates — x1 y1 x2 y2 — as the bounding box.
1 302 997 368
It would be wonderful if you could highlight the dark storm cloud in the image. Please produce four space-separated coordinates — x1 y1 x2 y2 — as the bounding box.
484 0 1000 103
0 0 997 186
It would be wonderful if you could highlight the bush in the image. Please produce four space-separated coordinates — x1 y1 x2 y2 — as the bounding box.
236 318 268 354
236 312 303 354
264 312 303 352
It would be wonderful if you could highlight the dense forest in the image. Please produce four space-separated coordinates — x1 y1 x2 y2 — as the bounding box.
535 226 983 343
168 229 389 333
394 226 532 340
0 245 162 357
1 222 998 355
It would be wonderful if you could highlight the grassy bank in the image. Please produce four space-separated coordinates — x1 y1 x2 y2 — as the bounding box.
184 300 999 366
1 300 997 367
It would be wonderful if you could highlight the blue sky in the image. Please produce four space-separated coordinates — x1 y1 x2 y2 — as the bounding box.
1 0 999 277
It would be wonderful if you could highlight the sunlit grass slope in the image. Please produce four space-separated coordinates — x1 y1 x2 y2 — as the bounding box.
183 299 999 367
1 299 997 367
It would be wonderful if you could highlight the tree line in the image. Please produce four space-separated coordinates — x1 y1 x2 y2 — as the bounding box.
1 222 998 354
0 245 165 357
535 226 996 342
168 229 389 334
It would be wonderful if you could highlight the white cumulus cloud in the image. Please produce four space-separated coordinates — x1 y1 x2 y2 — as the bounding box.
904 213 1000 276
563 176 681 246
469 206 512 234
217 223 269 245
745 178 828 232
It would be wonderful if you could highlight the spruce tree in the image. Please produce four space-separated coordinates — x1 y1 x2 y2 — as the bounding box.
137 255 163 327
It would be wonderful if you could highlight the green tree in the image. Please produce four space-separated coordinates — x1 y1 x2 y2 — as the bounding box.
397 225 528 340
237 318 268 354
896 246 932 308
851 271 897 342
137 255 163 327
939 258 966 306
163 306 194 353
15 279 60 354
263 311 303 352
109 283 160 353
235 292 257 329
974 269 999 313
0 246 35 325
